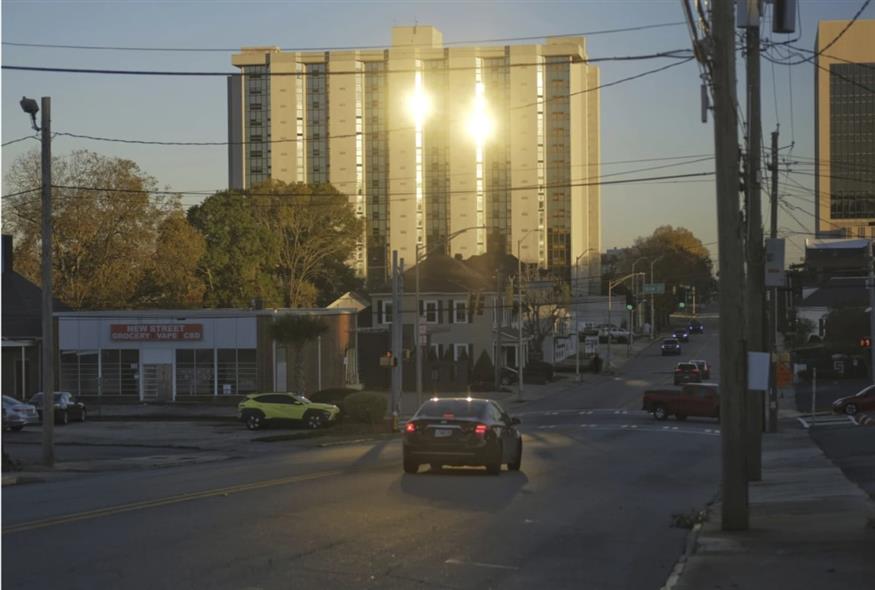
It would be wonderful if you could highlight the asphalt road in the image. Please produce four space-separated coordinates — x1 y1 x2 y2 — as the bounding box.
3 320 722 590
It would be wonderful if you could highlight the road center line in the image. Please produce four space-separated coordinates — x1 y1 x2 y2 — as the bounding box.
445 558 519 571
3 468 344 535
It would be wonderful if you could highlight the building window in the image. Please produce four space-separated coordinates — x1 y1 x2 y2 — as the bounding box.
379 299 393 324
59 350 100 396
453 300 468 323
423 300 439 323
175 349 214 395
453 343 471 362
100 349 139 396
216 348 258 395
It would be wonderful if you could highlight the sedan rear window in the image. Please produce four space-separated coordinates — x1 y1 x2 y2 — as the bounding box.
663 339 678 345
416 399 487 419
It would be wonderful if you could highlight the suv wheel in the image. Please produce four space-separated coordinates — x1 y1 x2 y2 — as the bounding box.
244 411 264 431
304 411 325 430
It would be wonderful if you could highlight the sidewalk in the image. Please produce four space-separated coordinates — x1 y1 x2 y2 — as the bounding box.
669 421 875 590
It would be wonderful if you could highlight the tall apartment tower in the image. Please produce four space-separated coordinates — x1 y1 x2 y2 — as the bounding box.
814 19 875 238
229 26 601 292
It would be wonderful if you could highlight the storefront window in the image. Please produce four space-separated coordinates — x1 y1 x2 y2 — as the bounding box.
176 349 214 395
59 350 100 396
216 349 258 395
101 350 140 396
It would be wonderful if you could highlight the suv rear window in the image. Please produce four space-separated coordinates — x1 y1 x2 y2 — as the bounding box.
416 399 487 419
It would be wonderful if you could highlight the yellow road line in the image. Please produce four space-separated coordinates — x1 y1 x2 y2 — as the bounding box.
3 469 343 535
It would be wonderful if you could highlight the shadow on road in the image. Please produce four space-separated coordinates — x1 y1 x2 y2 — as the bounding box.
394 467 530 512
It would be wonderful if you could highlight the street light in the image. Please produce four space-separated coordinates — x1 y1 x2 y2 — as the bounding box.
414 226 487 408
631 257 647 334
574 247 597 382
606 272 644 372
21 95 54 466
517 229 538 400
650 255 665 339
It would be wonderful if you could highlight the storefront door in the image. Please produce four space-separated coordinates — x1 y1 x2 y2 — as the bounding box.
142 364 173 401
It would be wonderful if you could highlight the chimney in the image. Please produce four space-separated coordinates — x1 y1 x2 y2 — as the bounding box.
1 234 12 274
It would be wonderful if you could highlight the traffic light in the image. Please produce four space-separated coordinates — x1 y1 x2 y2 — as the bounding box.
625 291 634 311
860 337 872 349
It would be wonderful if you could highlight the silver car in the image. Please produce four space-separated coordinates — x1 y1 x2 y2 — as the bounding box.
2 395 40 431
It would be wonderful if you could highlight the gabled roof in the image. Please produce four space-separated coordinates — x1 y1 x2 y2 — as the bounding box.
373 254 493 294
326 291 370 311
800 277 870 309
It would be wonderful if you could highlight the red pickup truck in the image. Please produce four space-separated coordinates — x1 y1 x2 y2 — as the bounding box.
642 383 720 421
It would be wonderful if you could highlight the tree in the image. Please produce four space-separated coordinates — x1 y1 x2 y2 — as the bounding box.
188 181 362 308
269 314 328 393
137 210 207 308
252 181 362 308
2 149 171 309
824 307 868 352
521 270 572 362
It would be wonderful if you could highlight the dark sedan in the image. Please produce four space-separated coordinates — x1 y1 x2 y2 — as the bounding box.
661 339 682 356
832 385 875 416
402 397 523 475
29 391 87 425
688 319 704 334
672 329 690 342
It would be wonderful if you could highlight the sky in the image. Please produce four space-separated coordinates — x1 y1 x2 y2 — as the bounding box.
2 0 872 267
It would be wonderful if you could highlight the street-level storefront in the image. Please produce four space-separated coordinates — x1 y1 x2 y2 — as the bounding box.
56 309 358 400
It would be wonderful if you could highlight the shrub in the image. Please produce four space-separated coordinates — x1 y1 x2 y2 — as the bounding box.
309 387 359 407
342 392 387 425
471 350 494 384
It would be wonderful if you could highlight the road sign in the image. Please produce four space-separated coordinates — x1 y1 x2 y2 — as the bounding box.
642 282 665 295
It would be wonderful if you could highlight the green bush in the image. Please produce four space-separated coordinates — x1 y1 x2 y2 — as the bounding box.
309 387 359 406
342 392 387 424
471 350 494 383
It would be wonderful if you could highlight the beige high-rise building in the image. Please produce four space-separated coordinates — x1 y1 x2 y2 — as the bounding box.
815 19 875 238
229 26 601 292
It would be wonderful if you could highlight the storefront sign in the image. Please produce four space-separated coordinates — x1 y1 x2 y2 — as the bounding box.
111 324 203 341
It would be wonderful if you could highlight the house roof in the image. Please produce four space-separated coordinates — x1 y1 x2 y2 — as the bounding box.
1 270 71 339
805 238 871 251
326 291 370 311
800 277 870 308
373 254 494 294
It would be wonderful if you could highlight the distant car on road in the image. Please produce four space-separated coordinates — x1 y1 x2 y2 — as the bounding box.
28 392 87 425
688 319 704 334
642 383 719 421
672 329 690 342
2 395 39 431
661 339 682 356
237 393 340 430
674 362 702 385
402 397 522 475
689 359 711 379
831 384 875 416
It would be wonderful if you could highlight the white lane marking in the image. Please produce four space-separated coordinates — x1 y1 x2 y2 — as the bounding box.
579 410 593 415
445 558 519 571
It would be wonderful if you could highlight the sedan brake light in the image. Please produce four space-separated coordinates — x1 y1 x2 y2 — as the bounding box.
474 424 488 438
404 422 416 433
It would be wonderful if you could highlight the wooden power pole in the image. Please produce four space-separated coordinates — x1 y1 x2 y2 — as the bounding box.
712 0 749 530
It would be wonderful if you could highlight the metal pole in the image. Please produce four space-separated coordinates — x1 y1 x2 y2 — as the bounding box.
811 367 817 426
713 0 748 530
517 241 524 401
414 245 422 409
768 128 780 433
390 251 402 427
606 284 612 372
745 18 764 483
869 243 875 385
39 97 55 467
495 270 503 390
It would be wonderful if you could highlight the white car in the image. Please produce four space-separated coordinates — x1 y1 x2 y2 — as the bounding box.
2 395 40 431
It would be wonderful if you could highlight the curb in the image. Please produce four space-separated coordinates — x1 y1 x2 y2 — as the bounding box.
660 521 704 590
2 474 45 487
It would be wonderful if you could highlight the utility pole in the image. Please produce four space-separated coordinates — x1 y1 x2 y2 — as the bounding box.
744 7 764 482
390 251 403 428
869 244 875 386
20 96 55 467
768 128 780 433
39 97 55 467
712 0 749 530
495 270 503 390
517 248 525 401
414 245 422 409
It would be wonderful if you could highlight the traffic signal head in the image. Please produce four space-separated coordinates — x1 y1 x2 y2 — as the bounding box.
860 337 872 349
679 301 686 309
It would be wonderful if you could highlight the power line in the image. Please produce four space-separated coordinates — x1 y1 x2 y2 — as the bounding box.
1 22 687 53
1 135 38 147
1 50 693 78
1 171 715 203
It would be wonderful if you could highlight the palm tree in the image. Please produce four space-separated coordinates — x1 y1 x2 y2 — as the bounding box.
269 314 328 393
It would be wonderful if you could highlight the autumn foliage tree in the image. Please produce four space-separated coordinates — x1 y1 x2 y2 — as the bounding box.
2 149 203 309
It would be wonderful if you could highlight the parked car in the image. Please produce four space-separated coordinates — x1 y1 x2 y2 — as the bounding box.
402 397 522 475
674 362 702 385
661 338 682 356
28 392 87 425
642 383 719 421
237 392 340 430
2 395 40 431
831 384 875 416
689 359 711 379
688 319 704 334
500 360 555 385
672 329 690 342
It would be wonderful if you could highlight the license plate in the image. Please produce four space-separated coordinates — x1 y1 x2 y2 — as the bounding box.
433 428 452 438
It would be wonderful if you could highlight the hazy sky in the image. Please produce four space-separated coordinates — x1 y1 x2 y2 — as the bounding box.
2 1 871 266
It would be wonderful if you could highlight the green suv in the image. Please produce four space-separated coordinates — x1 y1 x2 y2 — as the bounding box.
238 393 340 431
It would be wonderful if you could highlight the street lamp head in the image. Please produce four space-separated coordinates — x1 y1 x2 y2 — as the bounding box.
19 96 40 131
